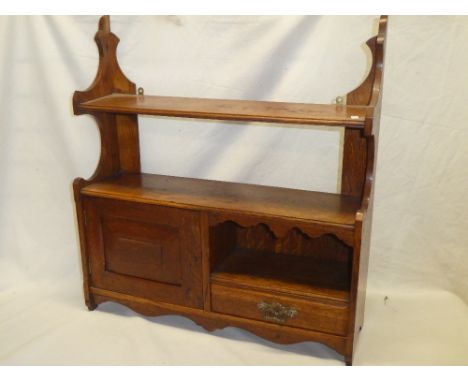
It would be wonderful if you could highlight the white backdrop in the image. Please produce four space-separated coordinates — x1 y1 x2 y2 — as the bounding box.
0 15 467 365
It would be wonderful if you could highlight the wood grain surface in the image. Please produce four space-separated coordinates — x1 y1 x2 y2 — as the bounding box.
80 93 369 127
81 173 361 227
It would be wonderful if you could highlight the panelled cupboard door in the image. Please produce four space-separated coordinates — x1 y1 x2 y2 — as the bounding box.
83 197 203 308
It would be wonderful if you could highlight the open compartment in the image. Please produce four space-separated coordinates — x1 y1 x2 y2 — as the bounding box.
209 220 353 334
209 220 353 303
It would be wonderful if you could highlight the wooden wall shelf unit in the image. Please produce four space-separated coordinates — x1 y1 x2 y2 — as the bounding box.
73 15 387 365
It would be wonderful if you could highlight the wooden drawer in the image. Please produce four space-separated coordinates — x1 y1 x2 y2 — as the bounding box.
211 283 349 335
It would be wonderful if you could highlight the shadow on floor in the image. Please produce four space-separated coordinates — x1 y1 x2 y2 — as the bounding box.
96 300 343 364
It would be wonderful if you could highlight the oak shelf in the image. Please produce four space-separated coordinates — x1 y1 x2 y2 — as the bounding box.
72 15 387 365
81 173 361 228
79 93 369 127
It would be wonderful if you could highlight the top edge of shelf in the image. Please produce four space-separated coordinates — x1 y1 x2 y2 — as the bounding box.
81 173 361 228
78 94 370 127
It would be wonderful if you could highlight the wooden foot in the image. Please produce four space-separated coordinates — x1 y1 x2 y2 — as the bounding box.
85 296 97 311
345 355 353 366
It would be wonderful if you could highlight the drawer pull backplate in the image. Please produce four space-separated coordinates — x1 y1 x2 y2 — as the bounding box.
257 301 298 324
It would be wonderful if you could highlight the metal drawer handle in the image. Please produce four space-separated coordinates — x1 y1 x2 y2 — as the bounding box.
257 301 298 324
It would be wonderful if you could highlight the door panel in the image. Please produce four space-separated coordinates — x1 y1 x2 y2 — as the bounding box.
84 197 203 308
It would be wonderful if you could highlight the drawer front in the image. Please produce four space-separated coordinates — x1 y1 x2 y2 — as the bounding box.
211 284 349 335
83 197 203 308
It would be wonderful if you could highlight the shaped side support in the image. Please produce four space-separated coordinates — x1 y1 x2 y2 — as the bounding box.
72 15 141 310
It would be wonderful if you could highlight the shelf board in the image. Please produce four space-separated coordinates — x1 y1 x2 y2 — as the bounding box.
211 248 350 303
81 173 360 227
79 94 369 127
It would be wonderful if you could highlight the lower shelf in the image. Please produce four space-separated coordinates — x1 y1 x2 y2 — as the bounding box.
81 173 360 228
211 248 351 303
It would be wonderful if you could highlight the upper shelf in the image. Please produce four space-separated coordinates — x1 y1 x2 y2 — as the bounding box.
78 93 369 127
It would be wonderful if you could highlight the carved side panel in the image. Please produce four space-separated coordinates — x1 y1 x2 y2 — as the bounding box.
73 15 140 183
341 16 387 197
344 16 388 365
72 16 141 311
346 16 387 108
73 16 136 111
